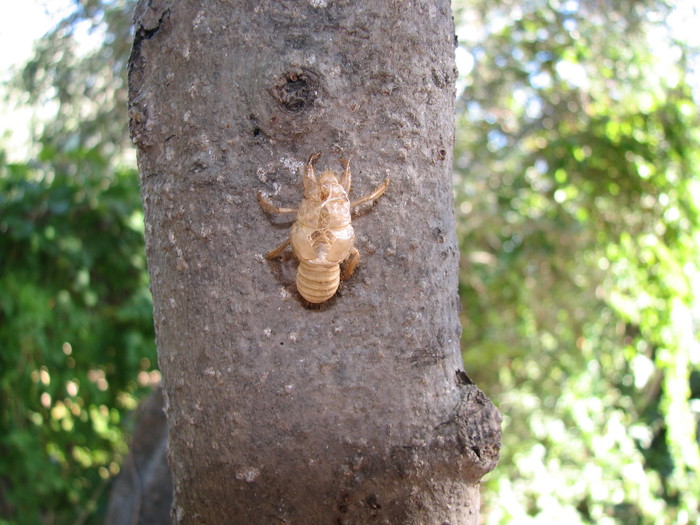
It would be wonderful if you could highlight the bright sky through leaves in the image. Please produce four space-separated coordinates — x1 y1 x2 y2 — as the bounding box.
0 0 75 158
0 0 74 74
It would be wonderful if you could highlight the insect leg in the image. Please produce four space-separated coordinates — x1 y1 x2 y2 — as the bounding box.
342 247 360 279
350 178 390 208
339 156 352 193
303 152 321 193
265 238 291 259
257 192 298 214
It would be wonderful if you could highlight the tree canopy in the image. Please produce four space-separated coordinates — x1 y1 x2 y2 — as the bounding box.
1 0 698 523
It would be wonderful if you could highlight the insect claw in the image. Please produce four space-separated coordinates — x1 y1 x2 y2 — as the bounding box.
308 152 322 165
339 155 352 192
256 191 269 208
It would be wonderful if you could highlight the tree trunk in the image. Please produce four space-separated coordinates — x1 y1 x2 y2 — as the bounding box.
105 387 171 525
127 0 501 523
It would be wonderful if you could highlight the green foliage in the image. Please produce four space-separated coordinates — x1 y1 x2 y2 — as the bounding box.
0 147 156 524
454 0 700 522
0 1 154 523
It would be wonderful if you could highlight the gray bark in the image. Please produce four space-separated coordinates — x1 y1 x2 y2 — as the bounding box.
128 0 501 523
105 387 171 525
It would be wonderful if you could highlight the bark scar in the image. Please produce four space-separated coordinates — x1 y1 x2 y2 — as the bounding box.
128 4 171 150
270 67 320 113
130 7 171 64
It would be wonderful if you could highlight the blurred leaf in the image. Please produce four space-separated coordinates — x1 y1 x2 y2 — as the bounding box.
455 0 700 522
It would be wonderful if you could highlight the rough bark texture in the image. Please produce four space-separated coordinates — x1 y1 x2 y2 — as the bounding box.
128 0 501 523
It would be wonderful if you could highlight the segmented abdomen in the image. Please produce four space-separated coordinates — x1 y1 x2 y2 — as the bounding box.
296 260 340 304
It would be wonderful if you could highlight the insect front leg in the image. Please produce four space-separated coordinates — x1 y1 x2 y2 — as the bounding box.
350 178 390 209
342 247 360 279
339 156 352 193
265 238 291 260
257 192 298 215
303 152 321 193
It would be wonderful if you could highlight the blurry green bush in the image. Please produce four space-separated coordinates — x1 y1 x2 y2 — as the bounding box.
0 148 156 523
454 0 700 522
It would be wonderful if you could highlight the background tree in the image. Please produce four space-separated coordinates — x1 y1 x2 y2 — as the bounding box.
1 0 699 523
127 0 500 522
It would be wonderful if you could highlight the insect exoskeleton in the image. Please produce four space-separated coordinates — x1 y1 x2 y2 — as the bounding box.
257 152 389 304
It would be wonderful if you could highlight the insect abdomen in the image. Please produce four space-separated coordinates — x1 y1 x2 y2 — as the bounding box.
296 260 340 304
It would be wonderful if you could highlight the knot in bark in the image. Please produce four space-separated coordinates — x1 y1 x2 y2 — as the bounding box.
270 67 320 112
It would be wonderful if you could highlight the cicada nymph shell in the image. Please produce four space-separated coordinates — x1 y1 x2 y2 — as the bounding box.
258 152 389 304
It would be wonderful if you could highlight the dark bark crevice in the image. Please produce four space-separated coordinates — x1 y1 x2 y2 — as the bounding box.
127 2 172 150
270 67 322 113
